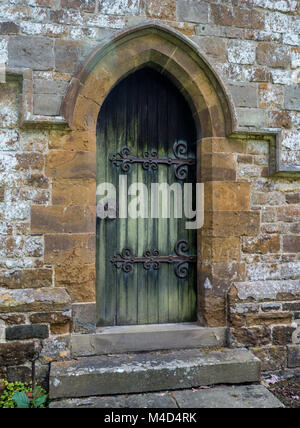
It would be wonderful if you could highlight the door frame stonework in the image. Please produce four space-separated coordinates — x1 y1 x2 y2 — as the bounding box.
61 21 239 330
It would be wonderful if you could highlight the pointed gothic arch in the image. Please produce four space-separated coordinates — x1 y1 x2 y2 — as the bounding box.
62 21 237 142
60 22 239 328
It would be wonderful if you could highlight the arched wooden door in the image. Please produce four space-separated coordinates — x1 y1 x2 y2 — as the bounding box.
96 68 197 326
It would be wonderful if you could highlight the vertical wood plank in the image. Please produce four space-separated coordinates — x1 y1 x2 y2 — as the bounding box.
97 68 197 326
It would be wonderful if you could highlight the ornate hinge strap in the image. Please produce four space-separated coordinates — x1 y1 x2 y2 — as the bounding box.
111 240 196 279
109 141 195 180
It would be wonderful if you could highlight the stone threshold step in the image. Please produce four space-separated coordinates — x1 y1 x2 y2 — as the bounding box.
49 384 283 408
49 347 261 400
71 324 228 357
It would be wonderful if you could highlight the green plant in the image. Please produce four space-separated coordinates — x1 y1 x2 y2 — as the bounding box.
0 380 47 409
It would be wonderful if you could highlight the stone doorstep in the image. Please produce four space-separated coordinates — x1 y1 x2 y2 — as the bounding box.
49 348 261 400
71 324 228 357
49 384 284 408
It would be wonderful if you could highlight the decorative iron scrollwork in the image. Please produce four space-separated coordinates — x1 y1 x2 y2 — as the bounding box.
111 240 196 279
109 141 195 180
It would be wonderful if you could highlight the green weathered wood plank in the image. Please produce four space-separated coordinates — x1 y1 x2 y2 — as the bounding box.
97 68 197 326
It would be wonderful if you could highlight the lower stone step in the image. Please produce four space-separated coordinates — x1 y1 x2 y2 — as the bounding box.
71 324 227 357
50 384 283 408
49 348 261 400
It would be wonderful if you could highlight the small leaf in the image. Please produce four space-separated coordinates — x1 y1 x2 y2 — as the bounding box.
33 386 43 398
12 392 30 408
33 395 47 408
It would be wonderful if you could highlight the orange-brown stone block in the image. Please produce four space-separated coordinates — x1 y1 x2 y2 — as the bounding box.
201 138 246 154
242 235 281 254
141 0 177 20
201 237 241 263
205 211 260 237
205 182 250 211
201 153 237 181
231 327 272 347
44 234 95 265
52 179 96 206
251 346 287 371
201 295 227 327
246 312 293 327
0 269 52 289
31 205 96 234
48 131 96 152
46 150 96 180
55 264 96 303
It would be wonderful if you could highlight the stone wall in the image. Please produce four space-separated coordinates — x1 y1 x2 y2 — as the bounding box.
227 137 300 372
0 0 299 169
0 0 299 384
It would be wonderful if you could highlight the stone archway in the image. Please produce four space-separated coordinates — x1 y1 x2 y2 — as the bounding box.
61 21 238 328
63 22 236 138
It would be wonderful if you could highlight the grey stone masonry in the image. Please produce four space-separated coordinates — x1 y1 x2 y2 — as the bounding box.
33 94 62 116
8 37 55 70
6 324 49 341
287 345 300 368
49 385 284 408
71 325 228 356
176 0 209 23
49 348 261 399
229 82 258 108
285 86 300 111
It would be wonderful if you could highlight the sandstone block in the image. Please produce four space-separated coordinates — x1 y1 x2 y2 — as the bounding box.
205 182 250 211
286 193 300 204
273 325 296 345
0 342 35 367
210 4 233 26
202 237 241 263
283 235 300 253
228 40 256 65
46 151 96 180
229 82 258 108
242 235 280 254
98 0 139 15
0 288 71 313
201 153 237 181
206 211 260 237
257 43 290 68
231 327 271 347
31 205 96 234
52 179 96 206
55 264 96 302
252 346 287 371
30 312 72 335
44 234 95 265
0 22 19 34
33 94 62 116
6 324 49 341
193 36 227 61
287 345 300 368
72 302 96 334
0 313 26 325
237 108 267 128
284 85 300 111
8 36 54 70
141 0 177 20
177 0 208 23
246 312 293 327
233 7 264 30
0 269 52 289
61 0 95 12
